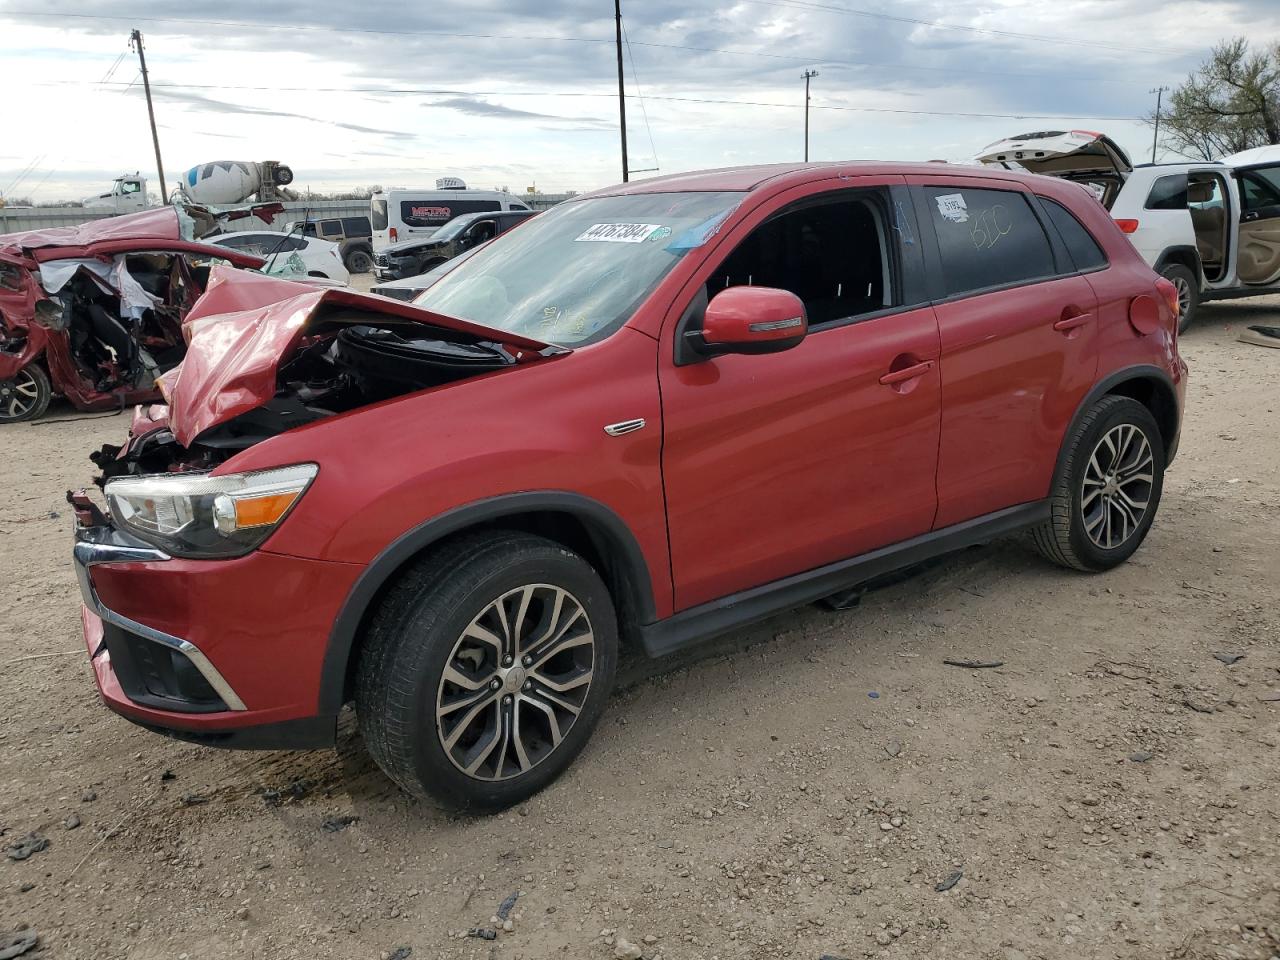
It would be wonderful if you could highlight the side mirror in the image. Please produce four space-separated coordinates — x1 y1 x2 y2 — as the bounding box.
693 286 807 357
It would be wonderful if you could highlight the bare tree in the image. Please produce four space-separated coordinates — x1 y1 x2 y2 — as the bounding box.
1148 38 1280 160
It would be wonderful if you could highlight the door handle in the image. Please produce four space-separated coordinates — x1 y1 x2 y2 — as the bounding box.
879 360 934 385
1053 313 1092 332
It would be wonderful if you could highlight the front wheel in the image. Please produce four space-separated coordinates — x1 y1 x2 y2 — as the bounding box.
1160 263 1199 334
0 364 51 423
355 531 618 811
1032 396 1166 572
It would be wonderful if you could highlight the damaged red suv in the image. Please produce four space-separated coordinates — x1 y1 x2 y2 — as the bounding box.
72 162 1186 810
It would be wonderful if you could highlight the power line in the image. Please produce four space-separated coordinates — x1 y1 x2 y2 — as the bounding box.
621 18 660 173
0 9 1163 87
77 79 1143 122
736 0 1161 54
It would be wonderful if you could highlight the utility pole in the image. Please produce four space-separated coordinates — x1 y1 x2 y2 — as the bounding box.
802 69 819 162
130 29 167 203
614 0 629 183
1149 85 1168 164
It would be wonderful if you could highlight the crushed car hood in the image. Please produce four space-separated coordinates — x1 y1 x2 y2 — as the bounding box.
160 265 563 446
0 201 285 267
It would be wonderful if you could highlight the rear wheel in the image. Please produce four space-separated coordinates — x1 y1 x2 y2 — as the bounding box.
355 531 618 811
0 365 51 423
1032 396 1165 572
1160 263 1198 334
344 249 373 274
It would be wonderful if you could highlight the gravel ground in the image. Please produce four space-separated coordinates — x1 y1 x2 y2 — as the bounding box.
1 295 1277 960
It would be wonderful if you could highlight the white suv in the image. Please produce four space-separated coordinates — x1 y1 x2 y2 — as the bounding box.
977 130 1280 330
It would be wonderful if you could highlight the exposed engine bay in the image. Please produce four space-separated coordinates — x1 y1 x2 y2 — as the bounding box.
93 312 523 481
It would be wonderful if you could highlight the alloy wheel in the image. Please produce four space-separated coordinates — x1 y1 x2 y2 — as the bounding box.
436 584 595 780
1081 423 1154 550
0 370 41 420
1172 275 1191 317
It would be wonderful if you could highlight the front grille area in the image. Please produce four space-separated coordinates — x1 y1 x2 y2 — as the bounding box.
101 623 229 713
374 254 390 267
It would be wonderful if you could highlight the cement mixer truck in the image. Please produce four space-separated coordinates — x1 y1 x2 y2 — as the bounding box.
176 160 297 205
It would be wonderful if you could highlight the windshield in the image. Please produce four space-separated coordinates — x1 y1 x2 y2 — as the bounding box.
411 191 742 345
430 214 480 242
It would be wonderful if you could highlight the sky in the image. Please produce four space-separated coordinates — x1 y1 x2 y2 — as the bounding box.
1 0 1277 204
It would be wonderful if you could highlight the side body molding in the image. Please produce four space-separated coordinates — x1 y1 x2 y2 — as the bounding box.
315 491 658 715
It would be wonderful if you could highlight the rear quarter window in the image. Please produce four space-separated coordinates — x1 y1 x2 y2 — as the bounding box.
1040 198 1108 272
923 187 1056 296
1144 174 1188 210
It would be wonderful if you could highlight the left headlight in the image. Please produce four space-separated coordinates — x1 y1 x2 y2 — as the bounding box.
105 463 318 559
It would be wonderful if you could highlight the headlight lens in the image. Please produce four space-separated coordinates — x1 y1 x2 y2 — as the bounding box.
105 463 317 559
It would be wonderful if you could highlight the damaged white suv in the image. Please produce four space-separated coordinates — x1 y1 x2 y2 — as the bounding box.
977 130 1280 330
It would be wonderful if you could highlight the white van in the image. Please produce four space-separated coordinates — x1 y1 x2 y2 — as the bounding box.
370 179 533 249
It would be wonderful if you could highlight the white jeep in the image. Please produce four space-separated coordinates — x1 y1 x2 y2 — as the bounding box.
976 130 1280 331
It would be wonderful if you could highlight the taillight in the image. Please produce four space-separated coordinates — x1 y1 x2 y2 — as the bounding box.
1155 276 1180 319
1114 219 1140 234
389 227 398 242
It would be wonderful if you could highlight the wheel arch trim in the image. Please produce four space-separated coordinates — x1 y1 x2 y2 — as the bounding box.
316 491 657 714
1055 365 1181 482
1152 245 1202 281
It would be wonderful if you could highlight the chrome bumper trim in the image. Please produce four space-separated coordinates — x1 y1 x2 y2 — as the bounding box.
73 526 248 712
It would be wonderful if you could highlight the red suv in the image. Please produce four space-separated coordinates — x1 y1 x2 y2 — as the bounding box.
71 162 1186 810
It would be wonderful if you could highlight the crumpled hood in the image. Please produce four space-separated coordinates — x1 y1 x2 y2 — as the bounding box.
0 207 184 263
0 200 286 265
160 264 562 447
382 236 446 256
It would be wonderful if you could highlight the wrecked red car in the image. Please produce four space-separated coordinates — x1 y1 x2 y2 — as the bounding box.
72 162 1185 812
0 206 270 422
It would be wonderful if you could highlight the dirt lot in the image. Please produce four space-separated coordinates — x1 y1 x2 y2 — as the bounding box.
1 296 1277 960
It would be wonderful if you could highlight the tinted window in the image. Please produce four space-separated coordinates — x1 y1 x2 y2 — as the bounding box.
371 199 388 231
318 221 343 239
924 187 1055 296
1145 174 1188 210
708 192 894 327
341 216 371 237
400 199 502 228
1041 198 1108 271
1239 169 1280 211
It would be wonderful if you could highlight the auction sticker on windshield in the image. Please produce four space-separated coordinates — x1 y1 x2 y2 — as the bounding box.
575 223 666 243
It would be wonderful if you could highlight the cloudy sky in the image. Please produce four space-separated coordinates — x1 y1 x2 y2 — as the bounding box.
1 0 1276 203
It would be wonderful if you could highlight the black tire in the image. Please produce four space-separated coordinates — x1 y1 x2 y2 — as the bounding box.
1032 396 1165 572
0 364 51 423
344 249 373 274
273 164 294 186
1160 263 1199 334
355 531 618 812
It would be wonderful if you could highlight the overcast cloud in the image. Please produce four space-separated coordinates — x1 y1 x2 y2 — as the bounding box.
1 0 1277 202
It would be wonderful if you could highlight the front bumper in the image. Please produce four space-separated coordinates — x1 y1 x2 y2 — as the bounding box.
75 526 247 712
73 517 361 749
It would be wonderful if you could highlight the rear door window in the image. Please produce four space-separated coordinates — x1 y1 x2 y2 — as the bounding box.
1040 198 1108 272
923 187 1056 297
1144 174 1189 210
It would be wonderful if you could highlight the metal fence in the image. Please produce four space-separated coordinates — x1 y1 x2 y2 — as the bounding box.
0 194 573 236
